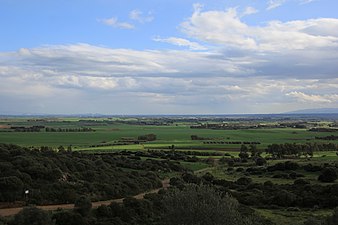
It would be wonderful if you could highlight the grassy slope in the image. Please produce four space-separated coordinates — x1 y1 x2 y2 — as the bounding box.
256 208 333 225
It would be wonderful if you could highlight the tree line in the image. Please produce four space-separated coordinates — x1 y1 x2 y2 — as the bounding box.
45 127 95 132
266 143 337 158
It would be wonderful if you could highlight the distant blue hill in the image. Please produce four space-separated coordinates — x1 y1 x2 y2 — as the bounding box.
285 108 338 114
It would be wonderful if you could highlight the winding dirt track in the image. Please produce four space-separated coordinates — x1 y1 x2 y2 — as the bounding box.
0 179 170 217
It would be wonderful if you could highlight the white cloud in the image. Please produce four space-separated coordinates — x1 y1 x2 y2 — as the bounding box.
267 0 317 10
1 4 338 114
242 6 258 16
98 17 134 29
267 0 287 10
56 76 119 90
1 45 337 114
286 91 338 103
0 44 250 99
193 3 204 13
129 10 153 23
181 8 257 49
180 7 338 52
153 37 207 50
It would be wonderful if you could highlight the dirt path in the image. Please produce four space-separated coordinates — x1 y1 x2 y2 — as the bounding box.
0 179 170 217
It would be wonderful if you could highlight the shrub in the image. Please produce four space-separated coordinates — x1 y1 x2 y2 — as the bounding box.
74 196 92 217
303 217 323 225
264 181 273 187
236 177 252 186
162 184 244 225
227 159 235 167
236 167 244 172
255 157 267 166
10 207 53 225
294 179 310 186
326 207 338 225
272 190 297 207
272 173 289 179
53 211 88 225
318 167 337 183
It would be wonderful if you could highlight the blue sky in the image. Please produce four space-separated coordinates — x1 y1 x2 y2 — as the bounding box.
0 0 338 114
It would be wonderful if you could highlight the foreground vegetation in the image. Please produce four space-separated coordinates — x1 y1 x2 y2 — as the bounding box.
1 182 337 225
0 115 337 224
0 144 186 205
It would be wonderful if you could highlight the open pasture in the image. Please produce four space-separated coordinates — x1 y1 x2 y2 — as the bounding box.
0 117 338 153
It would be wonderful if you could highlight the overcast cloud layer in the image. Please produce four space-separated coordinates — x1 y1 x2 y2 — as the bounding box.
0 1 337 114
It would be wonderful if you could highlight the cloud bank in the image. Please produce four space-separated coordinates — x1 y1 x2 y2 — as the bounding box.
0 5 337 114
98 17 134 29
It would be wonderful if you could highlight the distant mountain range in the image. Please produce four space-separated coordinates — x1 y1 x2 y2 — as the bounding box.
285 108 338 114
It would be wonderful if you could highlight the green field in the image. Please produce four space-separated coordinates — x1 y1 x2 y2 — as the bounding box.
255 208 332 225
1 117 337 153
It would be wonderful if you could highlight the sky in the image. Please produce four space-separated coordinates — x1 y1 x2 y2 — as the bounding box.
0 0 338 115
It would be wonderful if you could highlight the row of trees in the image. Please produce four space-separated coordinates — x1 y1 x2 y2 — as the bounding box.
203 141 261 145
45 127 95 132
8 126 96 132
137 134 157 141
10 126 44 132
266 143 337 158
236 143 337 161
315 135 338 140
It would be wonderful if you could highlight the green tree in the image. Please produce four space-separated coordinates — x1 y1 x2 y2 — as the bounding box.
249 144 259 157
53 211 88 225
0 217 7 225
67 145 73 152
327 207 338 225
255 157 267 166
240 144 248 152
318 168 337 183
0 176 24 202
74 196 92 217
303 217 323 225
239 145 249 160
162 184 249 225
57 145 65 152
10 207 54 225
